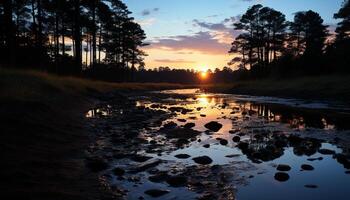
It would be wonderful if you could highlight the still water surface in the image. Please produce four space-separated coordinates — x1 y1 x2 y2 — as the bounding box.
88 89 350 200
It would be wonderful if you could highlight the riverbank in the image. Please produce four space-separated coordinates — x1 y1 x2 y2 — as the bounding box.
0 69 191 200
202 75 350 104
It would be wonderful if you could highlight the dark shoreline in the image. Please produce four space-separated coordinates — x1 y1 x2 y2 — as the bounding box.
201 75 350 106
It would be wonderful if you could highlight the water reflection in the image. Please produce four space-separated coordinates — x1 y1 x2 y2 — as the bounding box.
88 89 350 200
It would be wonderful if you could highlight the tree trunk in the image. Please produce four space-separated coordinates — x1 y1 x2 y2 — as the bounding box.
62 18 65 56
98 25 102 63
92 0 97 67
37 0 43 68
73 0 82 73
3 0 15 67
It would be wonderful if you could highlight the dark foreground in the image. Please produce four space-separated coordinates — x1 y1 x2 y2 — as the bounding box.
0 69 191 200
1 70 350 200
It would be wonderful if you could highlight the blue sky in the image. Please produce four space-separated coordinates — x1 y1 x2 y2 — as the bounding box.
122 0 344 70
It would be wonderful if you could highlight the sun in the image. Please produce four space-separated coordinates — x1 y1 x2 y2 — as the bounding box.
200 71 208 79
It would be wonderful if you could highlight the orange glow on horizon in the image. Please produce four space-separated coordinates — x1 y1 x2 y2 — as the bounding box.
200 71 208 80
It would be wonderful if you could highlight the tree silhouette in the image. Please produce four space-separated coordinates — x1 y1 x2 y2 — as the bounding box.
290 10 328 58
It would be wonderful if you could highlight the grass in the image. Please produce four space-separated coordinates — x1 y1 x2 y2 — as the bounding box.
0 68 194 103
201 75 350 104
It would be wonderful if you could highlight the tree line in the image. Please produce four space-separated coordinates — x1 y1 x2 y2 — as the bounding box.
0 0 147 77
229 1 350 79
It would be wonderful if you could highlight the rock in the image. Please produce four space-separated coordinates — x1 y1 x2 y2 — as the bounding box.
163 121 177 129
166 176 188 187
301 164 314 171
232 136 241 143
229 130 239 134
131 159 162 172
131 155 152 162
184 122 196 129
149 171 170 183
334 154 350 169
304 185 318 189
274 172 290 182
113 167 125 176
200 114 206 117
237 142 249 150
204 121 223 132
86 157 109 172
276 164 291 172
318 149 336 155
219 139 228 145
163 127 201 139
225 154 240 158
175 154 191 159
203 144 210 148
177 119 187 122
193 156 213 165
307 157 323 161
144 189 170 197
176 138 189 146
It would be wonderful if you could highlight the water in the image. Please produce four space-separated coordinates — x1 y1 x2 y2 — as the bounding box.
87 89 350 200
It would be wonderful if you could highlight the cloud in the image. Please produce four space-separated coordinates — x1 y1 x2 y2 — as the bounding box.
192 16 242 44
154 59 196 64
136 18 156 27
145 31 230 55
141 8 160 16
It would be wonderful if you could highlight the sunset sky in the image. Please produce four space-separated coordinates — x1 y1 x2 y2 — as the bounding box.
123 0 344 71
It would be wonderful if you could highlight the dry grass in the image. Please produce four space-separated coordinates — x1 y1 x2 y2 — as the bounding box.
0 68 193 103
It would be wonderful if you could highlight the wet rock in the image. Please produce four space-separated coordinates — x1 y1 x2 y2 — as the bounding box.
219 139 228 145
131 159 162 172
175 154 191 159
163 127 201 139
301 164 314 171
193 156 213 165
177 119 187 123
113 167 125 176
334 154 350 169
86 157 109 172
204 121 223 132
229 130 239 134
203 144 210 148
166 176 188 187
288 135 302 145
318 149 336 155
144 189 169 197
232 136 241 143
225 154 240 158
184 122 196 129
237 142 249 150
131 155 152 163
304 185 318 189
307 157 323 161
276 164 291 172
176 138 189 146
197 192 217 200
274 172 290 182
181 108 193 114
163 121 177 129
149 171 170 183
